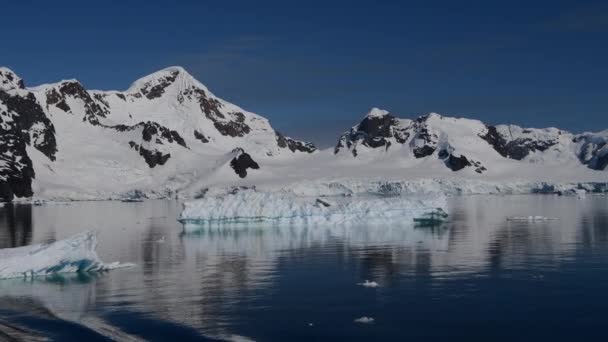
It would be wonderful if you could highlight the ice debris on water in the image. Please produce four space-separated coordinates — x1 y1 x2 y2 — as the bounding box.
0 231 134 280
357 280 379 288
354 317 375 324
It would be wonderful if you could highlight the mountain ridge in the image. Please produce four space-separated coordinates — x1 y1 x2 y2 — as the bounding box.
1 66 606 201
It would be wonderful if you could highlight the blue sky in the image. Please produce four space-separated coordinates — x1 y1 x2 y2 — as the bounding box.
2 0 607 146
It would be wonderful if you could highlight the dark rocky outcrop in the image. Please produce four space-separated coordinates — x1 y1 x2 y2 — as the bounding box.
180 86 253 138
0 68 25 90
139 70 179 100
438 146 487 173
0 90 57 161
575 134 608 170
0 123 35 201
230 148 260 178
43 81 109 125
111 121 187 148
410 116 438 158
334 111 409 156
276 132 317 153
114 122 187 167
128 141 171 168
213 120 251 138
480 125 559 160
194 130 209 143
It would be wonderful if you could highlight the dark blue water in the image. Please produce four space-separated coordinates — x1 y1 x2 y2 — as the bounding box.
0 195 607 341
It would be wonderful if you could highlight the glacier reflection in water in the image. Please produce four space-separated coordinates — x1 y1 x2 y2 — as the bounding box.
0 195 607 341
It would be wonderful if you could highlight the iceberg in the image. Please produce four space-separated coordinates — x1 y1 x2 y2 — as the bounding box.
179 189 447 230
357 280 379 288
0 231 133 280
354 317 375 324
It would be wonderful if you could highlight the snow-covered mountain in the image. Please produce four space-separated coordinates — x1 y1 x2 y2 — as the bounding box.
0 66 606 202
335 108 608 174
0 66 315 201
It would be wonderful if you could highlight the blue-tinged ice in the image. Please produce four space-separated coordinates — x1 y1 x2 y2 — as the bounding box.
179 189 448 230
0 231 133 280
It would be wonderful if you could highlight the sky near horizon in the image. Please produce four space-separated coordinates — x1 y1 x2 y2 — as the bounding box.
2 0 607 146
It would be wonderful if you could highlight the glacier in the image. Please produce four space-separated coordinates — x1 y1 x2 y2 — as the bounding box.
179 189 448 230
0 231 133 280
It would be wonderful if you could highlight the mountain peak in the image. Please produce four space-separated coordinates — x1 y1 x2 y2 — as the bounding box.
365 107 390 118
0 67 25 90
126 66 207 98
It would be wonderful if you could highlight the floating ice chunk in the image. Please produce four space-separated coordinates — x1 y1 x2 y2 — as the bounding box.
354 317 375 324
575 189 587 199
179 190 447 229
0 231 134 280
506 216 558 222
357 280 379 288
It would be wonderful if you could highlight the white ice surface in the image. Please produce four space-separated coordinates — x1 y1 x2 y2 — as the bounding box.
354 317 375 324
0 231 133 279
179 190 447 228
357 280 379 288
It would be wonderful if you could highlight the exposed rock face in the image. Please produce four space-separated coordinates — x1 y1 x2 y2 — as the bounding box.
410 116 438 158
335 110 443 160
0 111 35 201
0 68 25 90
230 148 260 178
43 80 109 125
0 90 57 161
139 70 179 99
480 125 560 160
194 130 209 143
335 109 608 175
438 148 486 173
335 108 409 156
128 142 171 168
276 132 317 153
178 84 253 138
0 81 57 201
575 133 608 170
116 122 187 167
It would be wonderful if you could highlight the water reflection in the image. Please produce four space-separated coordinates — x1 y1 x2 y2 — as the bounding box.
0 195 607 340
0 204 33 248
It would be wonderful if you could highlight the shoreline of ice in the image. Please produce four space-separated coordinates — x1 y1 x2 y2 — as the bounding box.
0 231 134 280
8 177 605 203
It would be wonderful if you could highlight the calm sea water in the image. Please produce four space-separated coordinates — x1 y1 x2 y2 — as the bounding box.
0 195 607 341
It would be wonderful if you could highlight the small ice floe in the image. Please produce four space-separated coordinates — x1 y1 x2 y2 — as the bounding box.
506 216 558 222
575 189 587 199
308 323 314 327
354 317 375 324
156 236 166 244
0 231 134 280
357 280 379 288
